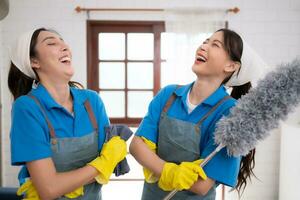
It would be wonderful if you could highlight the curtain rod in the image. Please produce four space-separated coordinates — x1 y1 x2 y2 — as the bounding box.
75 7 164 12
75 6 240 14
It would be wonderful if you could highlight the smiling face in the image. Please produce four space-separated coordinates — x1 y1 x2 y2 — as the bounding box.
30 30 74 84
192 31 240 83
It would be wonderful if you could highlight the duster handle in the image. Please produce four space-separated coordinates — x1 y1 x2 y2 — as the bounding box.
163 144 225 200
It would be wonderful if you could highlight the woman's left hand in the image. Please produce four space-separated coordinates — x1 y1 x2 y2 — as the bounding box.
17 179 39 200
17 179 84 199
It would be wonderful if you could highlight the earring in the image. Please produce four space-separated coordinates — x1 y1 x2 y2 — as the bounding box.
32 79 39 89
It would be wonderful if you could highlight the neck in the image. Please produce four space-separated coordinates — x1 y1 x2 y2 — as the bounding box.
189 77 222 105
41 81 73 112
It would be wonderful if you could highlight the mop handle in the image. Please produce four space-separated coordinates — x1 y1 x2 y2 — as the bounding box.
162 144 225 200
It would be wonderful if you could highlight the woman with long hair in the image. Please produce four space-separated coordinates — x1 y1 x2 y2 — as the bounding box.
130 28 255 199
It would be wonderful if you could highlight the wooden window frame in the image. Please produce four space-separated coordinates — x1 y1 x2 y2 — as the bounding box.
87 21 165 126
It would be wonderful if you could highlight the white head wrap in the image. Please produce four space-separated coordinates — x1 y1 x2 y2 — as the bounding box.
225 41 269 87
9 29 37 79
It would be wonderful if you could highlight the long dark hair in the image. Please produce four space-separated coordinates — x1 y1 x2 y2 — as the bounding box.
8 28 82 101
218 28 256 195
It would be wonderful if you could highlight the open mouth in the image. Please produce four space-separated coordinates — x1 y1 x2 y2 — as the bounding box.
59 56 71 64
196 55 207 63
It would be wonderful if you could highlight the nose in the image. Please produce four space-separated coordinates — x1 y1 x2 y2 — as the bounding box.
60 41 70 52
196 44 207 55
62 45 68 52
200 43 208 52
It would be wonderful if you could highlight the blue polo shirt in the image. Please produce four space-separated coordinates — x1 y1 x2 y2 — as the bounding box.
136 83 241 187
10 84 109 182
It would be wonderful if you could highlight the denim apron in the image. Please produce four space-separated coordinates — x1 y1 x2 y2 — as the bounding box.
28 95 102 200
141 89 231 200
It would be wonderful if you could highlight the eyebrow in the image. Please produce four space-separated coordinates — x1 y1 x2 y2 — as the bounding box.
42 36 64 43
205 38 224 47
213 39 224 46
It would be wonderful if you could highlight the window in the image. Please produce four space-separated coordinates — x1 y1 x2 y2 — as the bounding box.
87 21 165 126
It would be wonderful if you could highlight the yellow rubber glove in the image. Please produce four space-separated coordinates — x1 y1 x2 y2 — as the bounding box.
64 186 84 198
17 179 39 200
158 159 207 191
17 179 84 199
141 137 159 183
88 136 127 184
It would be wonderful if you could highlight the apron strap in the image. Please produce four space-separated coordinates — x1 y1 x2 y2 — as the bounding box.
162 85 182 112
27 94 56 139
196 95 232 127
84 100 98 131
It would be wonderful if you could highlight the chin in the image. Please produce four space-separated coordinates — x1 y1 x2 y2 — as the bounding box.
64 71 74 81
192 64 198 73
192 64 205 75
67 73 74 80
66 67 75 76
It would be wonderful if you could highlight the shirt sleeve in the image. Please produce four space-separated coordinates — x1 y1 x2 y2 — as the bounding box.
10 97 52 166
135 85 176 143
201 102 241 187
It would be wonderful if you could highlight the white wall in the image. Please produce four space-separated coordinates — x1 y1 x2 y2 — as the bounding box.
279 116 300 200
0 0 299 199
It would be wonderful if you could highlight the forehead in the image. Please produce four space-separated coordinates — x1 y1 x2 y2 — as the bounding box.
209 31 224 42
37 31 62 43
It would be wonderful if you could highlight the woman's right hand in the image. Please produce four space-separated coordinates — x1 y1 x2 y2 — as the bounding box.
88 136 127 184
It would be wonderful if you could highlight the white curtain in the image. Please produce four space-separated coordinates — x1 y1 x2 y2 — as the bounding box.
161 9 226 86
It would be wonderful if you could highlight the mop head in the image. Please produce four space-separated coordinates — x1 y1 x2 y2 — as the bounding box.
214 58 300 156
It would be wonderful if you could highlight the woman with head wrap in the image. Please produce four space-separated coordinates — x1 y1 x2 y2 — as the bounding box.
130 29 259 200
8 28 127 200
